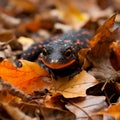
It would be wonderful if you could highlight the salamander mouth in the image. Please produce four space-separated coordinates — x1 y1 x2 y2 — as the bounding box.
41 59 76 69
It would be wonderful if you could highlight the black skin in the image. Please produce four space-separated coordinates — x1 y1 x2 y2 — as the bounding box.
21 29 92 78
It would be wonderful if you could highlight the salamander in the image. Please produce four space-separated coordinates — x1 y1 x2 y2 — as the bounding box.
21 29 92 77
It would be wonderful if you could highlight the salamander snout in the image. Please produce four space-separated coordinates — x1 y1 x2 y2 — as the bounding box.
40 40 76 69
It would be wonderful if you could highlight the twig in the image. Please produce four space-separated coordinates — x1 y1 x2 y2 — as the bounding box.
0 78 31 101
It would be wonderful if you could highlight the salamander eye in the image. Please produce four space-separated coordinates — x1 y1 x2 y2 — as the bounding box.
42 48 48 56
64 49 72 58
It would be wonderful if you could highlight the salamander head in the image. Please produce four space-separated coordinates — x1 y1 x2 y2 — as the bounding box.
40 40 77 69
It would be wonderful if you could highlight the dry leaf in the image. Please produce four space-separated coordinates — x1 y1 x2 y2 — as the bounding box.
1 102 37 120
90 14 117 51
87 14 119 82
110 41 120 70
40 106 76 120
66 96 107 120
55 0 90 30
53 70 98 98
45 93 66 109
17 16 55 32
0 30 15 43
0 60 51 94
18 36 34 50
17 20 41 32
9 0 37 13
0 13 21 27
96 103 120 120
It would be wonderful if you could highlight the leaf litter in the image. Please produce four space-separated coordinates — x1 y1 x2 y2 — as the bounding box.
0 1 120 120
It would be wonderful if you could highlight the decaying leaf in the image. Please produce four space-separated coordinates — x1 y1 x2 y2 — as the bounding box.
0 102 38 120
0 1 119 120
0 29 15 43
55 0 90 30
40 106 76 120
110 41 120 70
66 96 107 120
96 103 120 120
0 13 21 27
17 20 41 32
18 36 34 50
89 14 117 55
87 14 120 83
52 70 98 98
17 16 55 33
0 60 51 94
9 0 37 13
44 92 67 110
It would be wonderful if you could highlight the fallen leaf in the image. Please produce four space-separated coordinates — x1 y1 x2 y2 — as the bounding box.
86 14 120 103
96 13 116 33
96 103 120 120
18 36 34 50
87 82 120 103
1 102 37 120
0 60 51 94
40 106 76 120
87 14 119 82
45 93 66 109
110 41 120 70
0 7 16 16
89 14 117 52
17 20 41 32
0 13 21 27
0 78 32 102
53 70 98 98
0 29 15 43
66 96 107 120
9 0 37 13
17 16 55 32
55 1 90 30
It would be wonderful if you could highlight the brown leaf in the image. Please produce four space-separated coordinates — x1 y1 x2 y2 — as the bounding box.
9 0 37 13
110 41 120 70
40 106 76 120
17 16 55 32
96 103 120 120
45 93 66 109
87 14 120 83
17 20 41 32
66 96 107 120
87 82 120 103
90 14 117 50
52 71 98 98
55 0 90 30
1 102 37 120
0 13 21 27
0 29 15 43
96 14 117 33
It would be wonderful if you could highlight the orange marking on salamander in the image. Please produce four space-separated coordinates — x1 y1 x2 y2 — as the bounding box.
41 59 75 69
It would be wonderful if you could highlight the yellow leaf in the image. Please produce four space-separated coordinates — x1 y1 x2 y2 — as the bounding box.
53 71 97 98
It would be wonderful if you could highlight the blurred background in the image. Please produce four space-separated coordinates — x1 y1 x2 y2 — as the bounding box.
0 0 120 59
